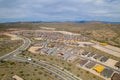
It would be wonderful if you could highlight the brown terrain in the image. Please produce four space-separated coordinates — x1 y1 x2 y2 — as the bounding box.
0 22 120 47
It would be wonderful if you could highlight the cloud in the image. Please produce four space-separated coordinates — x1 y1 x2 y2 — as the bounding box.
0 0 120 22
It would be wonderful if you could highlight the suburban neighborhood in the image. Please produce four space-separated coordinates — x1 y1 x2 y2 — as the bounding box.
0 29 119 80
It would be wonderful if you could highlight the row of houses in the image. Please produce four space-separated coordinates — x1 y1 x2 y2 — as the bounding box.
34 42 120 70
78 58 120 80
17 31 120 80
81 51 120 70
14 30 89 43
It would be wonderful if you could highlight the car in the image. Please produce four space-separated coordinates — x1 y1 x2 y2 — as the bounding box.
13 54 16 57
28 57 32 61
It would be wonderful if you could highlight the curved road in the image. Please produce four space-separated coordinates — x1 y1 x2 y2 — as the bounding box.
0 36 31 60
0 34 82 80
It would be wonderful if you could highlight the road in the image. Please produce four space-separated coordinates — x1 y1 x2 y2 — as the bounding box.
0 36 31 60
72 54 120 73
0 34 82 80
11 56 81 80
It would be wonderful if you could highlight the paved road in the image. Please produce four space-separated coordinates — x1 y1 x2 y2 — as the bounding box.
0 36 31 60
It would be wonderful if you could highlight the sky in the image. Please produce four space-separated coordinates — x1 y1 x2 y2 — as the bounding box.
0 0 120 23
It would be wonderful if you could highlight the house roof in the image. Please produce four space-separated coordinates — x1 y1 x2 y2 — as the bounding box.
101 68 113 78
62 54 70 60
93 64 105 73
85 61 96 69
93 54 102 59
79 59 88 66
115 61 120 68
111 73 120 80
82 51 89 56
100 57 109 62
87 53 94 57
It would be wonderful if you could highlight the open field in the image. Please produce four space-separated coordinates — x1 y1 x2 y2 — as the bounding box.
92 44 120 57
0 33 23 57
0 60 57 80
0 39 22 57
0 34 10 41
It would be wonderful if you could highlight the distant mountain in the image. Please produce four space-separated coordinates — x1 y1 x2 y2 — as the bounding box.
1 20 120 24
74 20 120 24
102 21 120 24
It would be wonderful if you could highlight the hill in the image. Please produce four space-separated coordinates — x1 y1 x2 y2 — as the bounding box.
0 22 120 47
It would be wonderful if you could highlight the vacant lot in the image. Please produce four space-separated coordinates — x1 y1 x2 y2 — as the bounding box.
83 46 120 61
0 34 10 41
0 39 22 57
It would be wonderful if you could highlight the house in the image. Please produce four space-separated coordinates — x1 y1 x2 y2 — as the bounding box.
81 51 89 56
58 52 64 56
78 59 88 67
41 48 49 54
52 50 58 54
115 61 120 70
111 73 120 80
62 54 70 60
93 54 102 60
100 57 109 62
85 61 96 69
46 49 54 55
93 64 105 73
12 75 23 80
67 56 77 62
101 68 114 78
87 53 95 57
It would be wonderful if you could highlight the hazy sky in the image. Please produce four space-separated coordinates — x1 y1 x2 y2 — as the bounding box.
0 0 120 22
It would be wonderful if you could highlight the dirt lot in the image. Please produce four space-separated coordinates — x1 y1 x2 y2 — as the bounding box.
92 44 120 57
28 46 42 54
4 33 21 40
